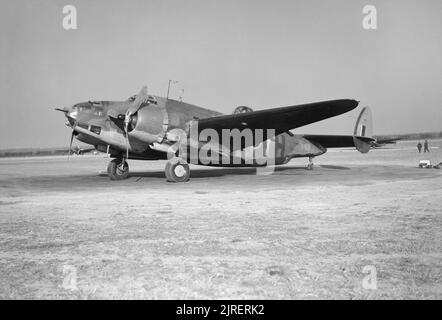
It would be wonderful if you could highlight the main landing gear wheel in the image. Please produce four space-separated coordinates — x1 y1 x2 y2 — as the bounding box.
107 158 129 180
165 157 190 182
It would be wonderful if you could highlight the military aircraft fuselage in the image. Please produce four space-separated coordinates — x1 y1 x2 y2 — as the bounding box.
64 97 327 165
58 88 370 182
67 97 220 158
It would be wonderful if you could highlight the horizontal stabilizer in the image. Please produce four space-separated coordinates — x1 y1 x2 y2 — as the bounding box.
374 131 442 144
303 134 374 149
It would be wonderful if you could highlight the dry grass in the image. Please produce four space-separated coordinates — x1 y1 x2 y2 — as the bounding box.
0 140 441 299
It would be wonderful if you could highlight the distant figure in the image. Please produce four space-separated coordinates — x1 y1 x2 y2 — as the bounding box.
424 140 430 153
417 142 422 153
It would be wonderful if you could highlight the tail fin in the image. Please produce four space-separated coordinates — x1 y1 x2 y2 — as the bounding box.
353 106 373 153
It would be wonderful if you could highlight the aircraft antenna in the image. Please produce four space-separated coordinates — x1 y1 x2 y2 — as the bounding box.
166 80 179 100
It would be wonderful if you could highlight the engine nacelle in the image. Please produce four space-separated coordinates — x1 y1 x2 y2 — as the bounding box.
128 104 167 144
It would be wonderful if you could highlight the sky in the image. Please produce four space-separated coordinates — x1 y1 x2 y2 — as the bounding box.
0 0 441 148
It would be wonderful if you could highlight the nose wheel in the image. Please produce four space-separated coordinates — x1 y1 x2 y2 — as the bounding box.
107 158 129 180
165 157 190 182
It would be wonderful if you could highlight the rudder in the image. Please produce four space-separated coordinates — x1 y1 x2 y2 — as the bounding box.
353 106 373 153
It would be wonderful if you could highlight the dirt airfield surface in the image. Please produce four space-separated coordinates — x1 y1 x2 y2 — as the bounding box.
0 140 441 299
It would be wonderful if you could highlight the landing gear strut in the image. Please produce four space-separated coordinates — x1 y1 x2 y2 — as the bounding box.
307 156 314 170
107 158 129 180
165 157 190 182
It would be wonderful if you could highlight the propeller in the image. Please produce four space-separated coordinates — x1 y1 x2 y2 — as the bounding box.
124 118 129 161
123 86 149 160
55 107 68 113
54 107 76 159
67 130 75 159
126 86 149 119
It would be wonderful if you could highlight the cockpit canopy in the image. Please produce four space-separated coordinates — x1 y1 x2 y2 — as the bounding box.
72 101 105 117
233 106 254 114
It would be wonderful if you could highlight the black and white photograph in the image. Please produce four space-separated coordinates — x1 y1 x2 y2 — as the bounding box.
0 0 441 304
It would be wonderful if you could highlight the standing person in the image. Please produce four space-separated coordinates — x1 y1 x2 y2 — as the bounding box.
417 141 422 153
424 140 430 153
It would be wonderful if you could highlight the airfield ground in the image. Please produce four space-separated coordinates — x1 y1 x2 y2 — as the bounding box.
0 140 441 299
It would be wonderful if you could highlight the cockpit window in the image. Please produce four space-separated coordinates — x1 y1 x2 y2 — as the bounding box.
126 94 158 105
127 95 137 102
74 104 92 112
147 95 158 104
93 107 104 116
73 103 105 116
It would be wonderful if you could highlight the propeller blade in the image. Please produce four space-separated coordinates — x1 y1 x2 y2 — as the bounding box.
55 107 68 113
68 130 74 159
121 86 149 161
126 86 149 117
124 121 129 160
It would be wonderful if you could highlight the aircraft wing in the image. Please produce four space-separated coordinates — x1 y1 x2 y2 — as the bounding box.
195 99 359 136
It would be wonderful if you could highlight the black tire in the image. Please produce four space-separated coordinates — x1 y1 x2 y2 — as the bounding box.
165 158 190 182
107 159 129 180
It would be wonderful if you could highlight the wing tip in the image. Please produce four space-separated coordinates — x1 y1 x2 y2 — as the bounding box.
332 99 359 114
349 99 360 108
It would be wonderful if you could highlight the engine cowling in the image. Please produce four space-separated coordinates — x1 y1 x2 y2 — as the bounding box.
127 103 167 144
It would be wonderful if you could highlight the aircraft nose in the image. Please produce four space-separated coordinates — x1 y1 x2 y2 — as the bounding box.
66 106 78 121
55 106 75 125
67 106 77 119
65 106 78 127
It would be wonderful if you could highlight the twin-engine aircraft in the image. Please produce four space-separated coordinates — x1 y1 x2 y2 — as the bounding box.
55 86 374 182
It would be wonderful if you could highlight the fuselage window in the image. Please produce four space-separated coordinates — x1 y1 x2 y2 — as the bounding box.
90 125 101 135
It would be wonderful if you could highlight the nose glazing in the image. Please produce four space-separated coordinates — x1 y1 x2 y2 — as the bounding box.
65 106 78 127
67 106 78 119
